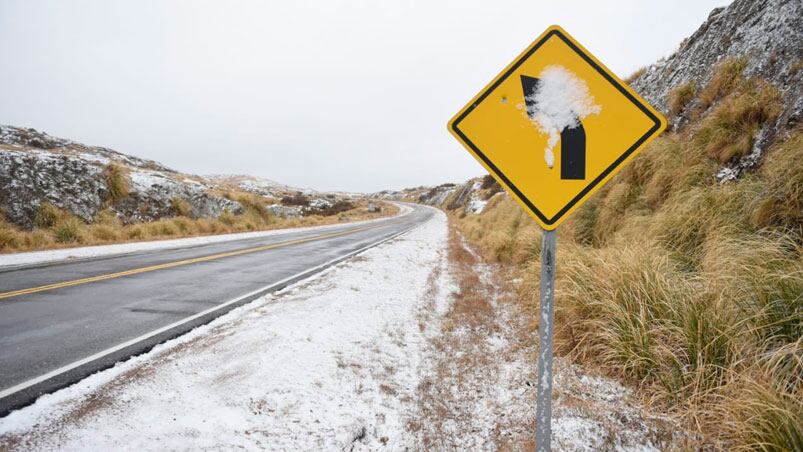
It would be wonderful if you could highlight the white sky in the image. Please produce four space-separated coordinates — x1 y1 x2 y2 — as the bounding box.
0 0 728 192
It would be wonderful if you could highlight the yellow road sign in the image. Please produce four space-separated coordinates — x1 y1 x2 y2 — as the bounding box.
449 25 666 230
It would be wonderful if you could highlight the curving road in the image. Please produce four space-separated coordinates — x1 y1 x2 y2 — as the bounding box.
0 204 433 416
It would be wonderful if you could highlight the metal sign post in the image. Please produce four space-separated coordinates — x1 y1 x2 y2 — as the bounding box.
535 228 556 451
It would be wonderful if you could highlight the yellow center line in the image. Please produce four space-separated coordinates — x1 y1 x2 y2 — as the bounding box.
0 224 384 301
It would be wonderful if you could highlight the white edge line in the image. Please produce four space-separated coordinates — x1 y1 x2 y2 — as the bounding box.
0 213 425 402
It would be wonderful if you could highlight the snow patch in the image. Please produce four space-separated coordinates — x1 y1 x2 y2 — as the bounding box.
523 65 601 168
466 198 487 214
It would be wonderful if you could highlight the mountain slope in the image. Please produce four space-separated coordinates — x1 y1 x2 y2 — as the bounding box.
630 0 802 180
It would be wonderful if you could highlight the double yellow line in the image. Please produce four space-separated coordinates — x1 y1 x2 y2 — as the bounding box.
0 224 378 301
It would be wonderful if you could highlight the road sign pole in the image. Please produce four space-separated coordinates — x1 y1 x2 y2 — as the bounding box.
536 228 556 451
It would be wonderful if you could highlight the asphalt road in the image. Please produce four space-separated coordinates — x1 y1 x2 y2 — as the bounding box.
0 204 433 415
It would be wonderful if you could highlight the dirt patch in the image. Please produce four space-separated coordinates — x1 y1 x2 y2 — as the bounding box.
408 218 682 450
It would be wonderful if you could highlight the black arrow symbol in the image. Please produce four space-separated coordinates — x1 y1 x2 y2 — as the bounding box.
520 74 586 180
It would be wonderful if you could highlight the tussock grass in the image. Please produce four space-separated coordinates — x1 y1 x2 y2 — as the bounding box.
749 130 803 232
668 80 697 116
694 79 782 163
0 199 399 254
103 163 130 203
52 217 84 243
170 197 192 217
452 65 802 449
0 224 19 250
35 202 65 228
698 57 747 111
721 341 803 451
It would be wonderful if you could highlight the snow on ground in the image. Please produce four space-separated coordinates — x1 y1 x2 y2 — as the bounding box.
0 206 679 450
0 207 447 451
410 232 679 450
0 204 412 269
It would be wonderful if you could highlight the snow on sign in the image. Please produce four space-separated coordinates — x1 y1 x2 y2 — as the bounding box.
448 25 667 230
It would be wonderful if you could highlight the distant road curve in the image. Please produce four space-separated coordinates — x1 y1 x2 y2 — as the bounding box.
0 203 433 416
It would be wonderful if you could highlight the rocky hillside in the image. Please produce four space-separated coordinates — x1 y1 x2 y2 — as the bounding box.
0 125 357 229
206 174 312 198
630 0 802 180
376 176 503 215
411 0 802 214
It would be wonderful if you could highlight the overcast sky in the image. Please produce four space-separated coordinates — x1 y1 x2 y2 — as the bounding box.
0 0 728 192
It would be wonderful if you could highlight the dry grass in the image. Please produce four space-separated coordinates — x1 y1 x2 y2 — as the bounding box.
667 80 696 117
623 66 647 84
698 57 747 111
103 163 130 203
170 197 192 217
694 79 782 163
451 65 802 449
0 199 400 254
748 130 803 233
412 222 521 449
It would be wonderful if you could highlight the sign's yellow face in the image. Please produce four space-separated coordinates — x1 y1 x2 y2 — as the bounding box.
449 25 666 230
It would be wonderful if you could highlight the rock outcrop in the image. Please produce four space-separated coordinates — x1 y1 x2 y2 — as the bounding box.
630 0 802 180
1 125 373 229
0 125 243 228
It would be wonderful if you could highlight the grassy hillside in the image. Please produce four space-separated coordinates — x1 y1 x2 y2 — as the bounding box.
455 60 802 450
0 193 398 253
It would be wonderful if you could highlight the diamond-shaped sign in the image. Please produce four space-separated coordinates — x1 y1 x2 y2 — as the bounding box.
449 25 666 230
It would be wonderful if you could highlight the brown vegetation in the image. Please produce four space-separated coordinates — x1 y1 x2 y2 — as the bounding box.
451 64 802 450
667 80 696 116
0 199 399 253
102 163 130 203
623 66 647 84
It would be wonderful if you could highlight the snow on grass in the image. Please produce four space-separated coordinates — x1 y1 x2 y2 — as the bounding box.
466 197 487 214
411 231 679 450
0 207 447 451
0 204 413 269
523 65 601 168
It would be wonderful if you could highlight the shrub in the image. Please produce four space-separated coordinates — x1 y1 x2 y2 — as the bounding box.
308 200 354 216
147 220 177 237
593 181 641 243
103 163 130 203
567 197 600 246
52 217 84 243
281 192 310 207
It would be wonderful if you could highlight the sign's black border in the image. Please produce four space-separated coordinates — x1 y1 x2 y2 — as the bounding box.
451 29 663 226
